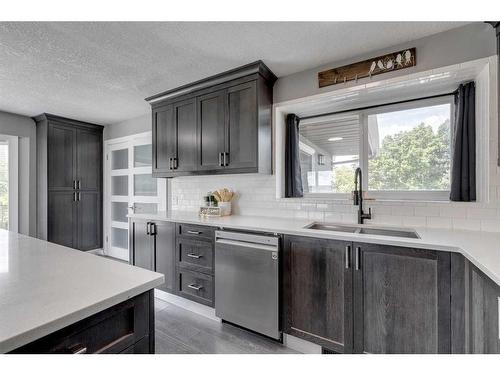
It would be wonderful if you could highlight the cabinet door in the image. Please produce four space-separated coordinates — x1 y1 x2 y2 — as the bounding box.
283 235 353 353
77 191 102 251
468 263 500 353
76 129 101 191
352 243 451 354
48 191 77 248
173 99 197 172
152 104 175 175
197 90 226 171
225 81 258 170
153 221 176 292
131 220 154 271
48 124 76 190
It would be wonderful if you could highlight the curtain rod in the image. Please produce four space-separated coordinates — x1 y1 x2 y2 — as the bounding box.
299 91 457 121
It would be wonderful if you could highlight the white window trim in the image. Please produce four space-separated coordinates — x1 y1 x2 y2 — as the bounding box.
0 135 18 232
300 95 454 201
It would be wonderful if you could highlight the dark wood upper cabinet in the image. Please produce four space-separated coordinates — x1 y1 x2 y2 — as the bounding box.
225 81 258 170
152 104 175 174
147 61 276 178
35 114 103 251
174 99 198 172
198 90 226 171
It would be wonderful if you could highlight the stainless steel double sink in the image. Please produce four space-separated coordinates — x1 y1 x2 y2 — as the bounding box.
304 222 420 239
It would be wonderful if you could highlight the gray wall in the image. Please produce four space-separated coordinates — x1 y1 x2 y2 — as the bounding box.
103 114 150 140
274 22 496 103
0 110 37 236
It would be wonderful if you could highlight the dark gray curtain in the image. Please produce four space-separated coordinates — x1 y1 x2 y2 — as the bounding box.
450 82 476 201
285 114 303 197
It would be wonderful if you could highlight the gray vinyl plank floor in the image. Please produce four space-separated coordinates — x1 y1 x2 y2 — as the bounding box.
154 298 298 354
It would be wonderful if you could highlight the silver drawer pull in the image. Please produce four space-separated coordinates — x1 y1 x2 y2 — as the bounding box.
187 253 202 259
187 230 202 235
187 283 203 291
70 344 87 354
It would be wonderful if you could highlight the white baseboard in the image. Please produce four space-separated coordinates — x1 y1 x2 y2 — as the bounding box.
283 333 322 354
154 289 221 322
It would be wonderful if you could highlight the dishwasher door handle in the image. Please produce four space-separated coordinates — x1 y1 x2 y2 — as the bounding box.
216 238 278 252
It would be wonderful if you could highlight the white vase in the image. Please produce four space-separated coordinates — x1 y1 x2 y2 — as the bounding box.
218 202 231 216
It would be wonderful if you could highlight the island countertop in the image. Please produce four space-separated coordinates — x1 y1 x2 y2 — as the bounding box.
0 230 164 353
129 210 500 288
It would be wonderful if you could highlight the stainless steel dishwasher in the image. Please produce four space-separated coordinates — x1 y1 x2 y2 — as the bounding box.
215 230 280 340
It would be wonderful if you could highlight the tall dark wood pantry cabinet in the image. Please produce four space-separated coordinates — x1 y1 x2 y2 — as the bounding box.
35 113 103 251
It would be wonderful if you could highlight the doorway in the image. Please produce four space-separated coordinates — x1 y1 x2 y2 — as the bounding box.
104 132 166 261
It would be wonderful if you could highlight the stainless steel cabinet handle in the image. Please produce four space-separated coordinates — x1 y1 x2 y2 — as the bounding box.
169 157 173 170
73 192 77 202
173 158 178 169
77 192 81 201
70 344 87 354
224 152 229 166
187 283 203 291
187 253 202 259
146 222 150 235
150 222 157 236
77 180 81 189
73 180 77 189
218 152 224 167
187 230 201 235
355 246 361 270
345 245 351 269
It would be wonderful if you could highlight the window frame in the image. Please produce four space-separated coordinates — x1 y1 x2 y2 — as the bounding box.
301 95 455 201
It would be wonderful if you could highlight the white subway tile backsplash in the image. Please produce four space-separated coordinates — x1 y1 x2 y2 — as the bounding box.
170 151 500 234
480 219 500 232
414 206 440 217
426 217 452 229
452 218 481 231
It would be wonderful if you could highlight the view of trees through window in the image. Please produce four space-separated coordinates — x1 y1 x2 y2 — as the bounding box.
367 104 451 191
0 143 8 229
300 102 452 195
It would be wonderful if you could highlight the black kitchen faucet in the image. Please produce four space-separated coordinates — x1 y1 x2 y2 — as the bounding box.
353 167 372 224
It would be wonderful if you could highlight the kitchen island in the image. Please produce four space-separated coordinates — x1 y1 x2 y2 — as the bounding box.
0 229 164 354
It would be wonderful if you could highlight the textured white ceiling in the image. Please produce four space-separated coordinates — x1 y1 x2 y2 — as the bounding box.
0 22 468 125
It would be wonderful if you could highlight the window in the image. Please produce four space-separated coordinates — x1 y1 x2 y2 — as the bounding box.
298 97 453 200
0 142 8 229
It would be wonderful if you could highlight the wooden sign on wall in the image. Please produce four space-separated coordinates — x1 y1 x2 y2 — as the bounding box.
318 48 416 88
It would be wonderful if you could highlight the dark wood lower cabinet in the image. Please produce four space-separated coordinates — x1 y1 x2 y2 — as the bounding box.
130 219 176 293
451 253 500 354
283 236 453 354
11 290 155 354
353 242 451 354
283 236 352 353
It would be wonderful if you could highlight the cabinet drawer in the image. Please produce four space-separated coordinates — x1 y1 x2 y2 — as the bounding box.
177 269 214 307
177 238 213 274
177 223 215 242
12 292 150 354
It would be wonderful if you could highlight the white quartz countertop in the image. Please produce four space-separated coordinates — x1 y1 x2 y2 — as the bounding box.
129 211 500 287
0 230 164 353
